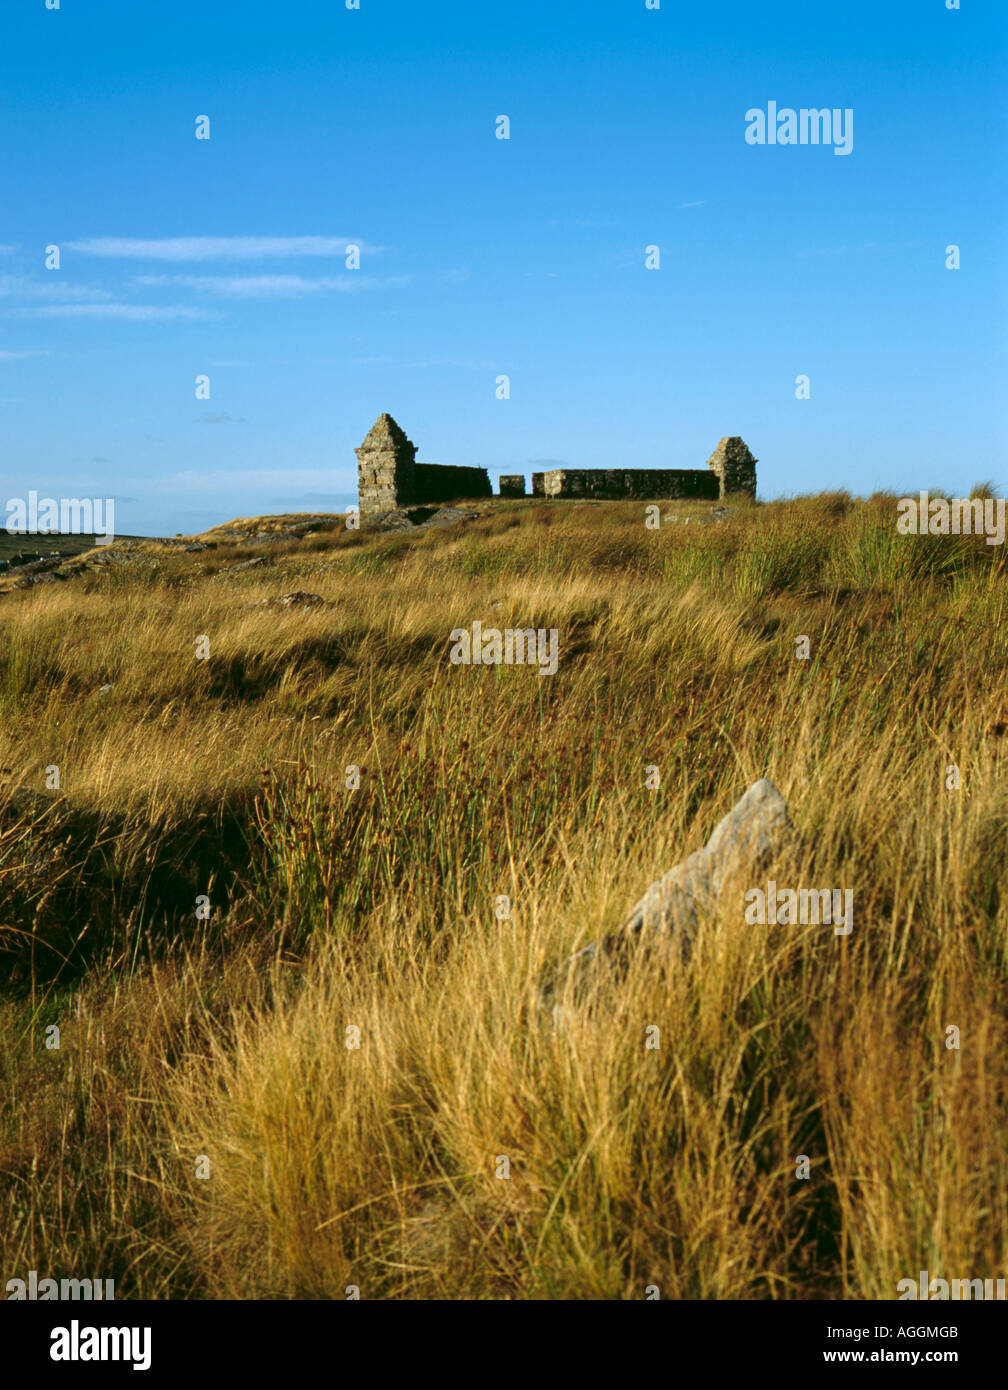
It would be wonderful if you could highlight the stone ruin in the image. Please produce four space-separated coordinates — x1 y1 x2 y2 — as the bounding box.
705 437 759 498
355 413 492 525
355 414 757 526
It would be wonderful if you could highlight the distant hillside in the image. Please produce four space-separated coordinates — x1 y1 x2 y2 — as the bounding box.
0 531 146 563
0 514 344 592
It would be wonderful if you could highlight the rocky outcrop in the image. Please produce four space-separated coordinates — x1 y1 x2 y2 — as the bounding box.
370 505 481 532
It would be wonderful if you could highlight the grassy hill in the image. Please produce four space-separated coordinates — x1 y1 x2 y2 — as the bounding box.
0 491 1005 1298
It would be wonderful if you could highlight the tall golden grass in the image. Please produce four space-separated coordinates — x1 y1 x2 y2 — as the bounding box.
1 492 1005 1298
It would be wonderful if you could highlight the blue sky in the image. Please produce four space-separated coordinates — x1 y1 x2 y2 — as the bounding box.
1 0 1004 536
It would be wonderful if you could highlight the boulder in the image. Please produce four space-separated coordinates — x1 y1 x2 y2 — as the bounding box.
539 778 793 1025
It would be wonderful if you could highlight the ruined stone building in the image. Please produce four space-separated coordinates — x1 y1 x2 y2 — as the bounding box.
355 414 756 525
355 414 492 524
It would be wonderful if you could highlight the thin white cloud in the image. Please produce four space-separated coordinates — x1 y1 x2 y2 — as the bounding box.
0 245 16 255
66 236 370 262
345 353 496 370
12 304 218 321
134 273 406 297
679 200 706 208
0 274 114 302
0 349 53 359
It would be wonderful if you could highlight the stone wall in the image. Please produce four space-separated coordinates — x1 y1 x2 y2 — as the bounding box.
412 462 493 504
539 468 720 501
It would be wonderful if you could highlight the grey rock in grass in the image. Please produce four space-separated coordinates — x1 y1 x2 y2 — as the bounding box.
421 506 481 528
242 590 328 611
275 590 326 609
216 556 268 577
539 778 793 1025
372 504 480 532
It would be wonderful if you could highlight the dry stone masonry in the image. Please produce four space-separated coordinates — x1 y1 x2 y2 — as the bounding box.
355 415 757 525
531 468 719 501
355 413 492 524
705 437 758 498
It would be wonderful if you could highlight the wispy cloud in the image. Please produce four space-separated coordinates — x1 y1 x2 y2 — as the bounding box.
0 348 53 359
135 273 406 297
679 200 706 208
0 245 17 256
201 411 246 424
0 274 114 302
66 236 370 262
344 353 496 370
12 304 217 321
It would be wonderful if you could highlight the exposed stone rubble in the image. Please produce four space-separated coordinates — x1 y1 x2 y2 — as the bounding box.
371 505 481 533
